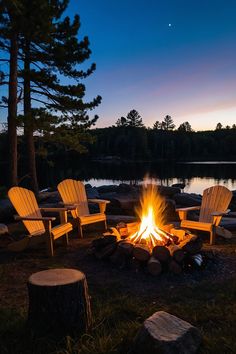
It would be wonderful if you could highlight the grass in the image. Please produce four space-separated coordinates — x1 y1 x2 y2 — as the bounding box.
0 278 235 353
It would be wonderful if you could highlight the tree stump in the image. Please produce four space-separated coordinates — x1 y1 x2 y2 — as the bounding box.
27 268 92 337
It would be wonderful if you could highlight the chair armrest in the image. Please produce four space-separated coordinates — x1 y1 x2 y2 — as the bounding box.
211 209 230 216
58 202 77 210
88 199 110 214
14 215 56 221
176 206 200 221
40 207 76 212
88 199 110 204
176 206 201 212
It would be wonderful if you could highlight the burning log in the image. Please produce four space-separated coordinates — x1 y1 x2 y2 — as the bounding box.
152 245 171 263
133 244 151 262
169 260 182 274
118 240 134 257
147 257 162 276
167 244 185 263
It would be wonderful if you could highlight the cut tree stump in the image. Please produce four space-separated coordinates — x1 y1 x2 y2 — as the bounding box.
27 268 92 337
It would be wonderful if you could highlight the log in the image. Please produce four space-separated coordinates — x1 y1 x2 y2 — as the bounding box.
168 244 185 263
147 256 162 276
169 260 182 274
162 224 174 233
118 240 134 257
92 235 117 249
170 228 186 241
94 242 117 260
133 244 151 262
27 268 92 337
179 237 202 255
152 245 171 263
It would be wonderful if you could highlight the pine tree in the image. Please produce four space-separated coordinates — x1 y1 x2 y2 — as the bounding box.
126 109 144 127
178 121 193 132
0 0 22 186
1 0 102 193
215 122 222 130
153 120 162 129
162 115 175 131
116 116 127 127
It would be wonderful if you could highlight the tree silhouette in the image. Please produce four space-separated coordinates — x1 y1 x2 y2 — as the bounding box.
178 121 193 132
116 116 127 127
162 115 175 130
215 122 223 130
153 120 162 129
126 109 144 127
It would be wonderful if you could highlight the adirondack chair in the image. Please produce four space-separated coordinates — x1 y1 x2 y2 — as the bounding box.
176 185 232 244
57 179 110 238
8 186 73 256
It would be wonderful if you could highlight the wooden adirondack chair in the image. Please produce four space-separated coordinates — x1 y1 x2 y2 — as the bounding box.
8 186 73 256
57 179 110 238
176 185 232 244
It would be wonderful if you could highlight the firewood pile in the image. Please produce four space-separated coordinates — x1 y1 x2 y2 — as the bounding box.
89 223 204 275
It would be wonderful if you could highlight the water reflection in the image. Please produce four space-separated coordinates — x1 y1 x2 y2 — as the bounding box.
37 160 236 194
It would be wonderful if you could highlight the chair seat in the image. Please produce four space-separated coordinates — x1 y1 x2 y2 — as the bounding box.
181 220 213 232
79 213 106 226
51 222 73 240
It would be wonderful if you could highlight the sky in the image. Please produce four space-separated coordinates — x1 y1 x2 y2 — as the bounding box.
66 0 236 130
0 0 235 131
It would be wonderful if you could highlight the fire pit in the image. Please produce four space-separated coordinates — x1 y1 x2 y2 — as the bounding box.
91 181 204 275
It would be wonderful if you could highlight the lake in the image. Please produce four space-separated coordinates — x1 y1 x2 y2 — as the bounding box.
37 160 236 194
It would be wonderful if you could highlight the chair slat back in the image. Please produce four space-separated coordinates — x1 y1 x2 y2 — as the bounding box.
8 187 45 236
58 179 89 218
199 185 232 224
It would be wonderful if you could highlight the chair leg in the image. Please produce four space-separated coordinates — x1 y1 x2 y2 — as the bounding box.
63 233 69 246
79 224 83 238
46 234 54 257
104 219 107 230
210 227 216 245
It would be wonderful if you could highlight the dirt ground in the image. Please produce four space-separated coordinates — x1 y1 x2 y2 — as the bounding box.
0 222 236 311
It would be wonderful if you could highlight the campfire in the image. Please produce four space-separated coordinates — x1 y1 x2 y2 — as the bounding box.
128 181 172 248
91 180 204 276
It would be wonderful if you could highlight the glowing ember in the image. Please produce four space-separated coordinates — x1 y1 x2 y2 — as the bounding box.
129 179 171 249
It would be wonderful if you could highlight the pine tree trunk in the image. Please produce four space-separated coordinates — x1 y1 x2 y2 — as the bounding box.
7 31 18 187
23 40 38 194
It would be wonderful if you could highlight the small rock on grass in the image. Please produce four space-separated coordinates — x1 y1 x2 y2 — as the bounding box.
132 311 202 354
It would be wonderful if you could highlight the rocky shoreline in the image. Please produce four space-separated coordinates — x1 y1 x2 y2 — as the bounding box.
1 183 236 230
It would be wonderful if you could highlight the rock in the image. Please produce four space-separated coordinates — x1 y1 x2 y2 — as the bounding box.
117 183 135 194
97 185 118 193
107 215 138 223
174 193 202 207
86 187 100 199
0 199 15 222
38 191 61 204
172 183 186 189
158 186 181 197
132 311 202 354
0 224 9 235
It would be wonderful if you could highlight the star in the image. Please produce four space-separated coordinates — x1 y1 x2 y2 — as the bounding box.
168 23 172 27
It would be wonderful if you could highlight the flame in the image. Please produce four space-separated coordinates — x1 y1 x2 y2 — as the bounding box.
129 179 170 248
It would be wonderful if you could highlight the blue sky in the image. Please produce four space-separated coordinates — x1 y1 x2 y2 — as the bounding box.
67 0 236 130
1 0 235 131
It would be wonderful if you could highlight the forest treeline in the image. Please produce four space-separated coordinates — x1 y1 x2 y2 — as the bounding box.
1 123 235 167
88 125 236 161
